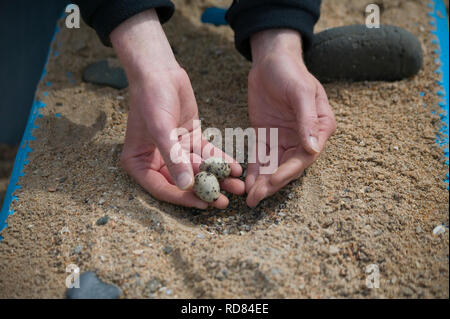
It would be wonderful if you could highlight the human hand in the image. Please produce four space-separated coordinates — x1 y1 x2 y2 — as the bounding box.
245 29 336 207
111 10 244 209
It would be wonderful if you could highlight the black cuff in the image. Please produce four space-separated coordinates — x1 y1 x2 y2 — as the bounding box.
226 2 320 61
89 0 175 47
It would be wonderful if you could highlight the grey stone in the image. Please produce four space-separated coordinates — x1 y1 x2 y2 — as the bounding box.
82 59 128 89
432 225 446 235
96 216 109 226
305 25 423 82
72 245 83 254
146 278 163 293
66 272 122 299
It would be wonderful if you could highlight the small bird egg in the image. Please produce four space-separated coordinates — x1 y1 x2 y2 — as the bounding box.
199 157 231 180
193 171 220 203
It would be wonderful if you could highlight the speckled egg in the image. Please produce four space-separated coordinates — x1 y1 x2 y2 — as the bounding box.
199 157 231 180
193 171 220 203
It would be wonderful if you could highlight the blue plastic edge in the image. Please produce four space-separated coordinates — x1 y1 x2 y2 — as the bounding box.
0 23 60 240
429 0 449 188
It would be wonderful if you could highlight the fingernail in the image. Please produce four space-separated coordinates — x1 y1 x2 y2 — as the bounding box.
308 136 321 153
176 172 193 190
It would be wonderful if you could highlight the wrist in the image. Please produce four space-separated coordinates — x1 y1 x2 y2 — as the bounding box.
110 9 179 84
250 29 304 65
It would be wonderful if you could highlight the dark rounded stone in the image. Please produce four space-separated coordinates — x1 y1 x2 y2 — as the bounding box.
305 25 423 82
96 215 109 226
66 272 122 299
82 59 128 89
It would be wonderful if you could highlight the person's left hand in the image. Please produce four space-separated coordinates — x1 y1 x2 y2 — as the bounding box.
245 29 336 207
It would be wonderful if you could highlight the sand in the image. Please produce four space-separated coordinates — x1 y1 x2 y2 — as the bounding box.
0 144 17 207
0 0 448 298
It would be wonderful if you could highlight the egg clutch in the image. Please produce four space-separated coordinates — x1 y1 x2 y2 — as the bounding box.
193 157 231 203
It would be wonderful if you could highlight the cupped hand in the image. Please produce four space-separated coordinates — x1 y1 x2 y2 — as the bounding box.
111 9 244 209
245 29 336 207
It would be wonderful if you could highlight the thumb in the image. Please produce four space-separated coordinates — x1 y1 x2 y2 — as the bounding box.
154 125 194 190
293 86 321 155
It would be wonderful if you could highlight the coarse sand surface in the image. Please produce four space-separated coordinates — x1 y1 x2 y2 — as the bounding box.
0 0 448 298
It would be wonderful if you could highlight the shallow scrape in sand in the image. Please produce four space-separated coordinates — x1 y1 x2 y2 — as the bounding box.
0 0 448 298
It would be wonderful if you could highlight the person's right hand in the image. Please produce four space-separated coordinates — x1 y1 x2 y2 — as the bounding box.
111 9 244 209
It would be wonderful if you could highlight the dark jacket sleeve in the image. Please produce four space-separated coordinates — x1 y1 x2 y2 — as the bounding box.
226 0 321 61
73 0 175 46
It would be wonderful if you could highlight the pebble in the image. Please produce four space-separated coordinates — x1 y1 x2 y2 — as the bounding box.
146 278 162 293
96 216 109 226
72 245 83 254
305 25 423 82
66 272 122 299
432 225 446 235
82 59 128 89
163 246 173 255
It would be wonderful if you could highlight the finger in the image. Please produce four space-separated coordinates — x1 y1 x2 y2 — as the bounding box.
220 177 246 195
245 162 259 194
316 85 337 148
291 84 321 155
270 144 316 186
246 175 271 207
247 147 314 207
191 153 203 173
159 153 203 184
270 156 303 186
247 165 301 208
130 167 208 209
210 193 229 209
244 136 264 193
155 126 194 190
